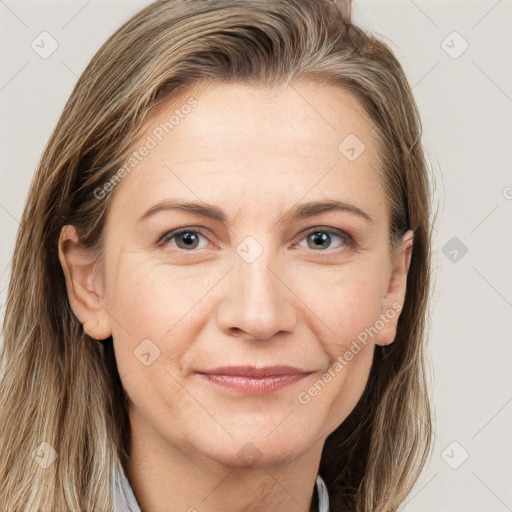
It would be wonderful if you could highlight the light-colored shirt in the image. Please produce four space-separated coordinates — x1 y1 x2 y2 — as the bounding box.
112 459 331 512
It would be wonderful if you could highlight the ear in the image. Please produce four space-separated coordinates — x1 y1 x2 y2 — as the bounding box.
375 229 414 347
58 225 112 340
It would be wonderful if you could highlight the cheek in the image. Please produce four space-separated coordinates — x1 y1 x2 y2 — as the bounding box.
300 273 380 434
296 262 384 426
105 252 209 335
104 253 227 375
103 256 175 369
104 259 202 426
300 260 386 353
321 343 374 436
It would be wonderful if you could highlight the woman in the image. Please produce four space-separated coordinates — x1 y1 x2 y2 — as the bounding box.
0 0 434 511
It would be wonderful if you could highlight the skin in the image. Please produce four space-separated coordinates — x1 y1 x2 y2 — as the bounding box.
59 78 413 512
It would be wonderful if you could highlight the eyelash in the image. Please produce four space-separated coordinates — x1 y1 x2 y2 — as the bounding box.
157 226 355 254
298 227 355 251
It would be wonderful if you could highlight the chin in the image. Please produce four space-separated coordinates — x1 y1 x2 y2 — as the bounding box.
196 431 311 469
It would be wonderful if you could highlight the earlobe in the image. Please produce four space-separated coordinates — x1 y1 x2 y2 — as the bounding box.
375 230 414 347
82 311 112 341
58 225 112 340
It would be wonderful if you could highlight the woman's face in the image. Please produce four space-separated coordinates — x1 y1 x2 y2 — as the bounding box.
64 79 412 468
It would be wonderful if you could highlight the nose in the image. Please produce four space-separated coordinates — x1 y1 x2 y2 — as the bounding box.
215 247 298 341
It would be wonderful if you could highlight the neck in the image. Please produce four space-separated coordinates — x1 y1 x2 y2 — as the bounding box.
126 405 325 512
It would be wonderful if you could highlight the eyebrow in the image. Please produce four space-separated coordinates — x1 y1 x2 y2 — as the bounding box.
137 199 373 225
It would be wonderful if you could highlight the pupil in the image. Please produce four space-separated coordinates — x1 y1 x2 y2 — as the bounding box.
309 232 330 249
180 232 197 248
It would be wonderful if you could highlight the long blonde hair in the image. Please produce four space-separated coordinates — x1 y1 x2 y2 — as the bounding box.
0 1 434 510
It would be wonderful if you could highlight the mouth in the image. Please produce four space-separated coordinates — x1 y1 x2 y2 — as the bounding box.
195 365 313 395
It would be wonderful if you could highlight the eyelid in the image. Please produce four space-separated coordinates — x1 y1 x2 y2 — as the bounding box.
157 225 356 253
296 226 355 249
157 226 215 248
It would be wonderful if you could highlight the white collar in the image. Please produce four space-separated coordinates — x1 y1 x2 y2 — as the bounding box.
113 460 330 512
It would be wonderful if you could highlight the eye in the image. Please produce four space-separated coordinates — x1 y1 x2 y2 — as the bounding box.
296 227 354 251
158 228 210 251
157 226 354 253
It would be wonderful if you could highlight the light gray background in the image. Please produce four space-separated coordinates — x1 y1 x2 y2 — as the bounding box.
1 1 511 510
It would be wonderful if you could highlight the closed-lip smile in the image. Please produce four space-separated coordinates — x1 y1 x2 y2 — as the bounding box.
196 365 313 395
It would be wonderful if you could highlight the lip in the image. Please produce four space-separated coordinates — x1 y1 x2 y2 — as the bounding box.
196 365 313 395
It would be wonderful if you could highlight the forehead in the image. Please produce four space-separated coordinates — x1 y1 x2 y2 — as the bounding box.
109 79 386 226
146 79 376 157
